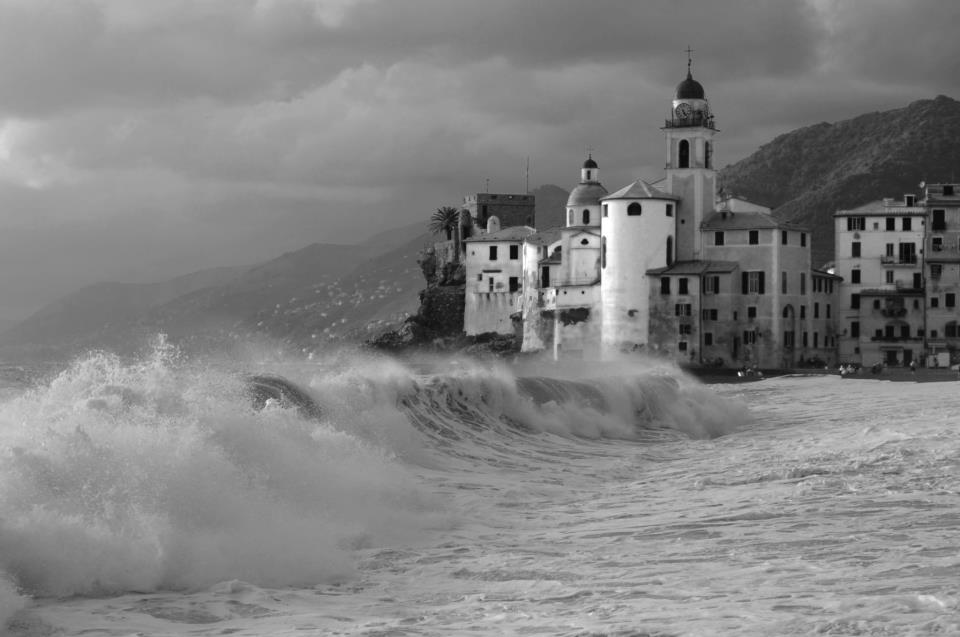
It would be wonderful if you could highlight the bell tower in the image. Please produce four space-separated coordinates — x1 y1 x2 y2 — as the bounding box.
663 48 718 262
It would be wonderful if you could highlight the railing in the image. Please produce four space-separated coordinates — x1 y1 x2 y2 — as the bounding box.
881 255 917 266
880 307 907 318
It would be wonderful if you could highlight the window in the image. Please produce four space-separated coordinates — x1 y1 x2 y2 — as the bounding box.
782 230 788 245
627 202 642 216
678 139 690 168
784 331 795 348
803 332 808 347
826 304 831 319
886 270 894 284
488 277 494 292
749 230 759 245
705 141 713 169
947 322 960 338
666 204 674 217
568 210 574 225
847 216 866 231
489 246 498 260
747 306 757 319
851 242 861 257
702 309 718 321
903 217 912 231
782 271 788 294
583 209 590 225
945 185 955 196
800 272 806 295
801 233 807 247
740 271 765 294
508 277 519 292
873 299 881 309
675 303 692 317
886 217 895 231
931 263 943 279
813 332 819 348
851 321 860 338
477 273 482 282
944 293 953 308
678 341 688 352
509 245 519 260
715 231 725 246
800 305 806 319
814 302 820 318
933 210 946 231
851 294 860 309
743 330 757 344
660 277 670 295
931 297 939 308
704 275 719 294
899 242 916 264
933 236 944 251
851 269 861 284
678 324 692 335
602 236 607 269
704 333 713 346
886 243 895 257
603 204 608 218
541 266 550 287
679 278 689 295
666 236 673 266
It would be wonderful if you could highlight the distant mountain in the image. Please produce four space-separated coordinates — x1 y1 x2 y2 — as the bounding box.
532 184 569 230
720 95 960 267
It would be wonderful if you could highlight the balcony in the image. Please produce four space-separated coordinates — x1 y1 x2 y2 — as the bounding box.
880 255 917 266
880 307 907 318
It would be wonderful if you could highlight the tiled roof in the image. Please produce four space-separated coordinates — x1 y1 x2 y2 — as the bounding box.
464 225 536 243
602 179 678 201
702 210 804 231
646 260 739 275
835 200 926 216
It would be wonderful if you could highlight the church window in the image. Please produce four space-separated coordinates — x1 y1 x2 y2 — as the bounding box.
583 209 590 225
666 204 674 217
660 277 670 295
678 139 690 168
602 236 607 269
586 170 592 180
603 204 609 218
679 278 689 295
715 231 724 246
509 245 519 260
580 238 589 245
627 202 642 216
666 236 674 266
489 246 498 260
568 210 574 225
749 230 759 245
705 141 712 169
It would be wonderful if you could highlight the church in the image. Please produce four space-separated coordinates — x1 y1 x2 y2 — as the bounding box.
461 60 841 368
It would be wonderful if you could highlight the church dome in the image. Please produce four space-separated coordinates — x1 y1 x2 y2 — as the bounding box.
567 182 608 207
582 156 598 169
675 71 705 100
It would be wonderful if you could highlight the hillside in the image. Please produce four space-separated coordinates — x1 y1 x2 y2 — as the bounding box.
720 95 960 267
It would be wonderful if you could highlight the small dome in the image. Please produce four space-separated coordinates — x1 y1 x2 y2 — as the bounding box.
675 71 705 100
582 155 598 169
567 182 608 207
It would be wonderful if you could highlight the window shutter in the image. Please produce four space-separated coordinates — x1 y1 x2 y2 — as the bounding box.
758 271 765 294
741 272 748 294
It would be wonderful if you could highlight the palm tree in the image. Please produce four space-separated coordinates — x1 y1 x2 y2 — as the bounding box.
429 206 461 240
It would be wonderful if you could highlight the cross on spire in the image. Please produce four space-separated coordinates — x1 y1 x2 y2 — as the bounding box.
685 45 694 75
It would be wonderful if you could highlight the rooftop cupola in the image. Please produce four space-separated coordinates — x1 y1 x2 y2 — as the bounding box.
581 153 599 183
667 48 715 130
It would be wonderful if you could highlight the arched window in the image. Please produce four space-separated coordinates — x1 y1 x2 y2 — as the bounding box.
582 209 590 225
568 209 574 226
678 139 690 169
705 141 713 169
602 236 607 269
627 202 642 216
586 170 592 180
666 236 674 266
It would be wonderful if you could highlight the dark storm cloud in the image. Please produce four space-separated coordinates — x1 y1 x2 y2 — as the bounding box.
0 0 958 321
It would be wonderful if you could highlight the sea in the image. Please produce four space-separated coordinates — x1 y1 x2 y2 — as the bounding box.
0 340 957 636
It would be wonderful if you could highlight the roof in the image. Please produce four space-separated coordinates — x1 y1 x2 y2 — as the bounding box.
539 250 563 265
582 155 598 169
834 199 926 216
567 182 608 207
702 210 805 231
464 225 535 243
676 71 705 100
812 268 843 280
525 226 562 246
602 179 678 201
646 260 739 275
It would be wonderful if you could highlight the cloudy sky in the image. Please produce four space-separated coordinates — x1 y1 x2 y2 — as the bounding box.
1 0 959 320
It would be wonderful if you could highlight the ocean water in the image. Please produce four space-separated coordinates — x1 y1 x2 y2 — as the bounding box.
0 343 957 636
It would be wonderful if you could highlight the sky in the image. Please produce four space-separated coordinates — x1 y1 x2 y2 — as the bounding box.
1 0 960 321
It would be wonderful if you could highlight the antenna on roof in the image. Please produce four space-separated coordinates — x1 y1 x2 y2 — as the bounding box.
525 156 530 193
485 178 490 193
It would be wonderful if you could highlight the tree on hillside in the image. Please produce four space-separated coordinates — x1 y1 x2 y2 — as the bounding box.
429 206 461 240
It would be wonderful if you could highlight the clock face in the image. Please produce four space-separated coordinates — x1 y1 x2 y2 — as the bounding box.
675 103 692 119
